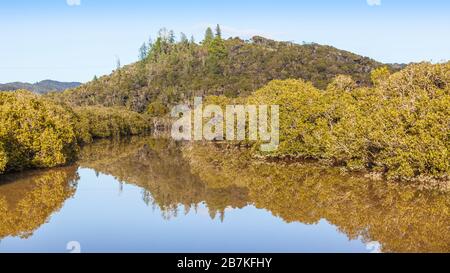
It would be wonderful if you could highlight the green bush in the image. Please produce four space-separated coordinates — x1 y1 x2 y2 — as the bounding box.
370 62 449 178
0 91 151 174
74 106 151 139
247 62 450 180
248 79 327 158
0 90 79 173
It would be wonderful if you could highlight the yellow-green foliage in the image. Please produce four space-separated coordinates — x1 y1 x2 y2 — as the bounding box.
371 63 450 178
0 143 7 172
248 79 327 157
247 62 450 179
74 106 151 139
146 101 169 117
0 91 80 174
0 91 151 174
371 66 391 86
0 166 78 239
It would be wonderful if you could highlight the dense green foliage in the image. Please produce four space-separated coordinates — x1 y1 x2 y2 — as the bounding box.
57 28 386 112
0 91 150 174
247 62 450 180
0 91 80 174
74 106 151 140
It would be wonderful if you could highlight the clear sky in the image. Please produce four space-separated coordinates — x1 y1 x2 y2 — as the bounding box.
0 0 449 83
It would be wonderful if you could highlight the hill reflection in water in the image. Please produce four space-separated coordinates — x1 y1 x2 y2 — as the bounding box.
0 137 448 253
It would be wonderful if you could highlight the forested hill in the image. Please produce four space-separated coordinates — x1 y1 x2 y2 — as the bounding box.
0 80 81 94
58 27 394 113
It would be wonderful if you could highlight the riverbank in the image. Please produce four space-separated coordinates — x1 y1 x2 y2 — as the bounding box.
203 63 450 182
0 90 151 175
1 62 449 183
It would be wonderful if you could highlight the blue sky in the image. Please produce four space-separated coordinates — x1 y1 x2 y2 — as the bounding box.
0 0 449 83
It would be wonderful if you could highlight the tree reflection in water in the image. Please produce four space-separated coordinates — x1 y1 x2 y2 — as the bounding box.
0 137 448 252
0 166 78 239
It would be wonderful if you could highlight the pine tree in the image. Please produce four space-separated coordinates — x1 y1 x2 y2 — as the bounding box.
139 42 148 61
148 36 154 51
215 24 222 39
158 28 168 41
206 25 227 75
168 30 176 44
116 57 121 70
180 32 188 44
151 37 163 58
203 27 214 45
151 28 170 57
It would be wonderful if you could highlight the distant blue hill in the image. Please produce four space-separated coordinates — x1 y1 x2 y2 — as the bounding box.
0 80 82 94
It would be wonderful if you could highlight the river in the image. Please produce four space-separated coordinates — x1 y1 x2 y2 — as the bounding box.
0 137 448 253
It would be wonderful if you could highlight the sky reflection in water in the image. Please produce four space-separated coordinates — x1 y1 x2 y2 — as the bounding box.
0 138 447 253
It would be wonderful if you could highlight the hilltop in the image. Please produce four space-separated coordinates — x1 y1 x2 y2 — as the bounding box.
58 27 396 113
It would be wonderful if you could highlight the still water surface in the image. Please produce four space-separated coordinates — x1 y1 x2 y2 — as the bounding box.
0 137 448 253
